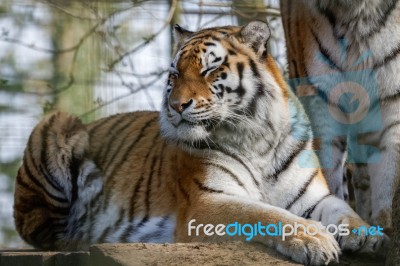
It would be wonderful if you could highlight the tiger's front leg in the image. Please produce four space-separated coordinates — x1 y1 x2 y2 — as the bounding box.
347 105 400 235
175 192 340 266
291 181 390 256
363 132 399 234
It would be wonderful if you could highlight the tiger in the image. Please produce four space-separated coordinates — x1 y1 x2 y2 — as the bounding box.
14 21 387 265
280 0 400 235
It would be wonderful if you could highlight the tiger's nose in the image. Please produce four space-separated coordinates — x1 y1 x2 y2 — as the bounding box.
170 98 193 113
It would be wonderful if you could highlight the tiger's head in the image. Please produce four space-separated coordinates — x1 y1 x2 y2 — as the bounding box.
160 21 286 147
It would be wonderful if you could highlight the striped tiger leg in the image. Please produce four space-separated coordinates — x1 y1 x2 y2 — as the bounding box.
295 181 389 255
176 193 340 266
351 101 400 234
13 112 94 250
347 164 371 222
367 142 399 234
305 96 348 199
321 138 348 199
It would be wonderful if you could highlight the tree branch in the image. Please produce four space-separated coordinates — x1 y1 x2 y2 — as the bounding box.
107 0 178 70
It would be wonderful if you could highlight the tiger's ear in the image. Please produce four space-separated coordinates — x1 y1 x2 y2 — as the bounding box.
173 24 193 52
239 20 271 58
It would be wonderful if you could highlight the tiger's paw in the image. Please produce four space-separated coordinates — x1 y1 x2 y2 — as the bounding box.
337 217 390 255
277 222 340 265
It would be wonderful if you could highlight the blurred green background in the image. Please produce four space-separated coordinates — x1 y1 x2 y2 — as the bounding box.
0 0 285 248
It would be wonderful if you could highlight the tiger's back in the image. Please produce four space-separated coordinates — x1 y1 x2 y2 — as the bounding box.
14 111 179 250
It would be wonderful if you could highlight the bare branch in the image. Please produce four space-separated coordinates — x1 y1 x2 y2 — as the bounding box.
39 0 97 21
0 3 137 54
182 8 281 17
107 0 178 70
79 75 163 118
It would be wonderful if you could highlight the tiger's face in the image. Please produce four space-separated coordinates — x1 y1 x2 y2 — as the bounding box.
160 21 272 145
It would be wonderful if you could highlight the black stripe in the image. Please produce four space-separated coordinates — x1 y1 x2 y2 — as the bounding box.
211 145 259 187
83 167 102 187
310 29 342 71
285 170 318 210
102 116 144 172
98 226 112 243
364 0 399 38
143 152 158 220
95 114 133 164
380 88 400 103
317 5 345 39
204 42 217 46
334 186 340 196
120 223 136 242
234 62 246 98
78 180 102 231
29 218 56 249
88 113 122 136
247 58 267 117
25 152 66 203
69 150 81 205
332 158 343 172
180 141 260 187
15 173 32 192
200 67 217 76
157 215 169 228
193 178 224 194
77 204 89 229
212 57 222 63
332 138 346 153
121 117 157 162
302 194 331 219
104 115 157 195
97 208 125 243
127 134 159 218
249 59 260 78
228 49 237 56
316 5 336 28
222 56 230 68
374 40 400 69
247 81 268 118
270 140 308 180
39 115 64 191
23 163 69 204
29 128 63 193
156 142 166 189
86 194 105 241
37 163 64 193
29 115 65 194
214 147 260 187
16 175 70 214
136 216 149 229
178 180 191 204
380 120 400 139
204 162 246 189
108 209 126 241
291 59 300 79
